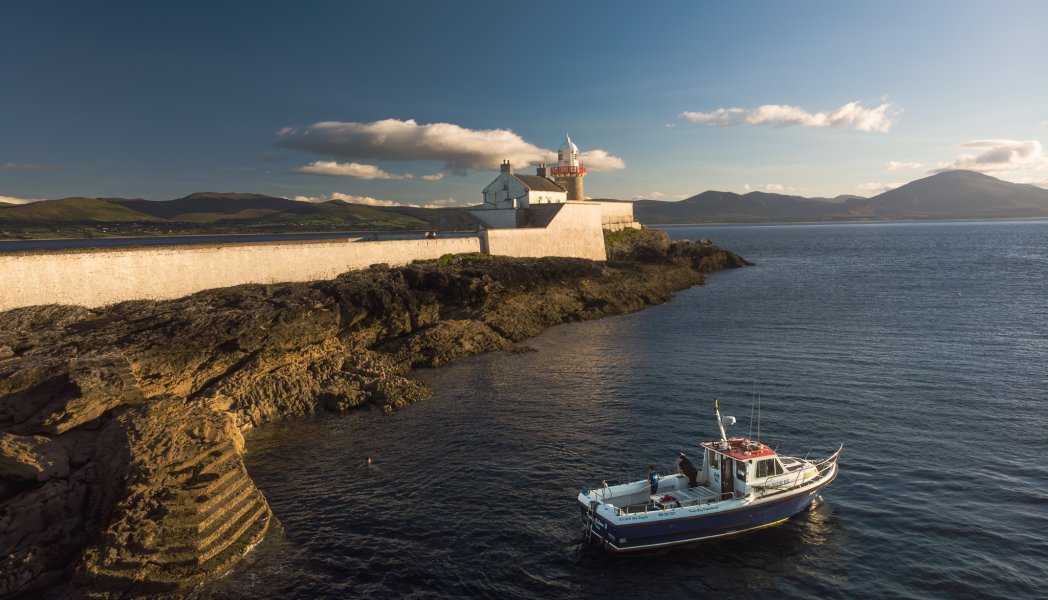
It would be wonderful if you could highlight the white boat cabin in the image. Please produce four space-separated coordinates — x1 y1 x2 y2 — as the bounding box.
585 437 822 516
700 438 818 500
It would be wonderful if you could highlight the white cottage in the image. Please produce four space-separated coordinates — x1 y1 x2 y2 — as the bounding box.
481 161 567 210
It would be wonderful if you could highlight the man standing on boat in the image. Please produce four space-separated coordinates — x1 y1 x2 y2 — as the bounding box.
648 465 660 495
675 452 699 488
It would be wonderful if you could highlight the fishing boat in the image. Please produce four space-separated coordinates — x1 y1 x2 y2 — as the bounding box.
577 398 841 551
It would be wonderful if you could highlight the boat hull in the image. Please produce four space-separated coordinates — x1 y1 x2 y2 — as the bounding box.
581 466 836 552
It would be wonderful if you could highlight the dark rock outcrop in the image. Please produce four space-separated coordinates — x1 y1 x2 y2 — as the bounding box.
0 233 749 597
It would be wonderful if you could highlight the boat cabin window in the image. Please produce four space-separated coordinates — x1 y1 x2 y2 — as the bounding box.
736 461 748 481
756 458 784 478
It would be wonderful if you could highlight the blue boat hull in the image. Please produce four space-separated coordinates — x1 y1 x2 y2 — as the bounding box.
581 471 836 551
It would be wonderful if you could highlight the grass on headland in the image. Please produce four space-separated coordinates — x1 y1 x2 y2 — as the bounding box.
431 252 498 267
603 227 673 261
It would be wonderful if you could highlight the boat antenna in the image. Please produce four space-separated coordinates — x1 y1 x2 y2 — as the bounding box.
749 383 755 439
756 392 761 442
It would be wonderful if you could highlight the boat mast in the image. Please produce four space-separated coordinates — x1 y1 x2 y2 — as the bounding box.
749 384 755 439
756 392 761 442
714 398 728 442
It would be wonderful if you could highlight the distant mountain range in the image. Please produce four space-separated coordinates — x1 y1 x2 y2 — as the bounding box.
3 170 1046 239
0 192 451 239
632 171 1048 224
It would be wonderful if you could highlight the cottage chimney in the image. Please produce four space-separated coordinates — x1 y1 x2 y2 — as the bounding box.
536 162 548 178
500 160 513 174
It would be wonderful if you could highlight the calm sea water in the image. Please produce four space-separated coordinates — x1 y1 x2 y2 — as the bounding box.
202 220 1048 600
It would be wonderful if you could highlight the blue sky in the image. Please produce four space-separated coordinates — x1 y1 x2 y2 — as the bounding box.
2 0 1047 206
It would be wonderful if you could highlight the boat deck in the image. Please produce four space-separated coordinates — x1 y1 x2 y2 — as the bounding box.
620 484 721 514
666 486 720 504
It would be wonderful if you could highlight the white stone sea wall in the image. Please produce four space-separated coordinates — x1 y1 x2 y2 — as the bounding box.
591 200 643 231
0 237 481 310
0 201 626 310
481 202 606 261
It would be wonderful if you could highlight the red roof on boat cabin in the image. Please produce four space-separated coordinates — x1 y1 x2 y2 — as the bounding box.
702 437 777 460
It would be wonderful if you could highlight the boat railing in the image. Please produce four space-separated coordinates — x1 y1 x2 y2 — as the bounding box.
754 445 841 499
754 469 807 499
813 445 843 473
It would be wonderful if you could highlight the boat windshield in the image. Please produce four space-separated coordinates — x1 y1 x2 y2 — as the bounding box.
756 458 783 478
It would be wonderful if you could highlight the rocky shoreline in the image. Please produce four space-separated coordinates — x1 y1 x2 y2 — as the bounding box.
0 230 750 597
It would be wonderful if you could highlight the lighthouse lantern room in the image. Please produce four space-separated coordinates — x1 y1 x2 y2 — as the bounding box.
550 134 587 201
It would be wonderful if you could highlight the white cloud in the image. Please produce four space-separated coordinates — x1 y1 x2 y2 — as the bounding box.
420 172 444 181
276 118 625 174
742 183 793 193
2 162 57 172
328 192 400 206
884 161 923 170
276 126 297 136
631 191 690 201
928 139 1047 174
290 192 464 209
682 107 747 126
681 101 897 133
578 149 626 171
419 197 464 208
0 194 45 204
1011 176 1048 189
293 161 409 179
293 193 399 206
856 182 904 194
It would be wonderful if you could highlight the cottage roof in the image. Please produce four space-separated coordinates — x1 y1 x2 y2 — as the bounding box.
512 174 566 193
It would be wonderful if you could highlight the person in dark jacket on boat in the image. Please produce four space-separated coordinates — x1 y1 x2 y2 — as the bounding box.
675 452 699 488
648 465 660 495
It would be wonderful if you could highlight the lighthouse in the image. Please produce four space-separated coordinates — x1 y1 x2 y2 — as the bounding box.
550 134 586 201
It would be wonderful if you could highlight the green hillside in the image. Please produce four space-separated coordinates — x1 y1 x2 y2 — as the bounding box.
114 193 302 220
246 200 429 230
0 197 161 223
170 208 284 223
0 193 442 239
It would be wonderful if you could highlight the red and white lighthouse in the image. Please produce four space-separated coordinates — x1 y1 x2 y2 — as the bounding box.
550 134 586 201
